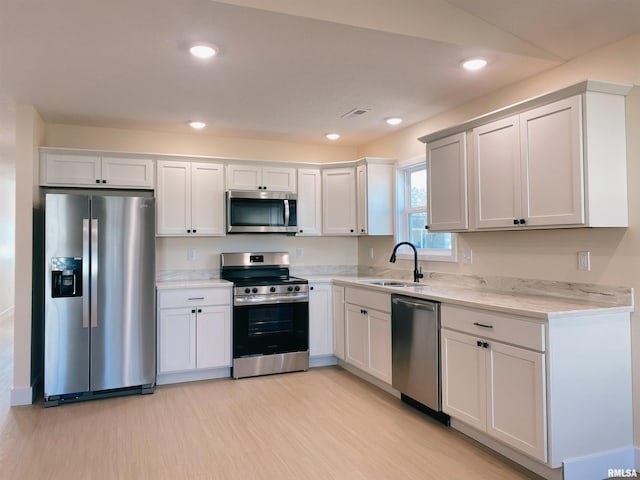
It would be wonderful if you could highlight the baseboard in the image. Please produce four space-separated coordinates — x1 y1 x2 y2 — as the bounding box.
10 386 33 406
563 446 637 480
309 355 337 368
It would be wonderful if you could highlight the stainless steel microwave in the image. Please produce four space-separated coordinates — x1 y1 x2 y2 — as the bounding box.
226 191 298 233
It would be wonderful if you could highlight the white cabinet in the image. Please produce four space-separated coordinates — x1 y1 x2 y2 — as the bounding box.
356 160 395 235
332 285 345 360
344 287 392 384
441 305 547 462
226 164 296 192
473 96 584 229
40 150 154 188
426 133 468 232
322 167 357 235
156 160 225 236
308 282 333 358
156 286 232 384
296 168 322 236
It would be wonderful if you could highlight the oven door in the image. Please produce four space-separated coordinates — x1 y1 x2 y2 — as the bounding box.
233 300 309 358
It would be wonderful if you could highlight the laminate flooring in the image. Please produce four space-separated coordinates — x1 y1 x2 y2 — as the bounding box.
0 316 541 479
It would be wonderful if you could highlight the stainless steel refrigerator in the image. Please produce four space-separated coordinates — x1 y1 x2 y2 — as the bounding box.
44 191 156 406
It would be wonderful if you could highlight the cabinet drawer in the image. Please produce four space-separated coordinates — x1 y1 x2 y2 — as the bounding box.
345 287 391 313
441 304 545 352
158 288 231 308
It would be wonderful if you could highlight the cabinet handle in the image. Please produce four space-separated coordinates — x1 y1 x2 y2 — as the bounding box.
477 340 482 347
473 322 493 329
519 218 526 225
483 342 489 349
513 219 519 225
188 297 205 300
102 180 107 184
191 309 196 313
95 179 100 184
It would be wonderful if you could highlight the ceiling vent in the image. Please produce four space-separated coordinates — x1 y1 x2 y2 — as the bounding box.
341 108 370 118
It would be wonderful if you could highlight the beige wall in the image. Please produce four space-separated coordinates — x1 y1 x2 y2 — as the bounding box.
12 105 43 403
0 119 15 318
357 33 640 446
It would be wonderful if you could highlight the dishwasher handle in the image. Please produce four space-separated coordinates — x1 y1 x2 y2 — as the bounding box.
392 296 439 312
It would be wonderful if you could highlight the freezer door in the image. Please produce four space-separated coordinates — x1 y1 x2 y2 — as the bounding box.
90 195 156 391
44 194 91 398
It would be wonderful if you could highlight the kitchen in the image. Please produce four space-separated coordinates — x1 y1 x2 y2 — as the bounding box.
2 1 640 479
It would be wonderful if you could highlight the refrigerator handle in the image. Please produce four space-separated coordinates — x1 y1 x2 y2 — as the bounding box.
82 219 90 329
91 218 99 328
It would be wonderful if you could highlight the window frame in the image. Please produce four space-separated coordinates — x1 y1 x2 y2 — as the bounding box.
395 156 458 262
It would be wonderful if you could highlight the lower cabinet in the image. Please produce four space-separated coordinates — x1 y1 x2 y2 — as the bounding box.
308 281 334 359
344 287 392 384
156 286 232 384
441 305 547 463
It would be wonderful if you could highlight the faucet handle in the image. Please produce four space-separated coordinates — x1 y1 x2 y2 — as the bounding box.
418 266 424 279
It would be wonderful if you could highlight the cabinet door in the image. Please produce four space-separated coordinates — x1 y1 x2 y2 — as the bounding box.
158 308 196 373
356 164 368 234
309 283 333 357
191 162 225 236
322 167 357 235
42 152 102 186
345 303 368 370
195 306 231 369
262 166 297 192
441 328 486 430
101 157 154 188
296 169 322 235
368 309 392 384
332 286 345 360
486 341 547 462
226 164 262 190
473 116 521 229
427 133 468 231
156 161 191 235
520 95 584 227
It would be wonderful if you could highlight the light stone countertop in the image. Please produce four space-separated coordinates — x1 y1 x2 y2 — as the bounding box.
331 276 633 320
156 279 232 290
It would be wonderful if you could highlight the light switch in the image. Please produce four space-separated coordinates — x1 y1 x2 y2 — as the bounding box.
578 251 590 271
188 248 197 261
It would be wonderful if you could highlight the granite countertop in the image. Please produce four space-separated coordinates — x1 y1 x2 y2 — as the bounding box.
331 275 633 320
156 278 232 290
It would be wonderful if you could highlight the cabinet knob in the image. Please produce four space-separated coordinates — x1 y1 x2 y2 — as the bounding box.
102 180 107 184
191 309 196 314
310 286 314 290
299 229 303 233
350 229 354 233
263 186 267 190
483 342 489 349
360 229 365 233
197 308 202 313
477 340 482 347
95 179 100 184
425 225 429 230
513 219 519 225
519 218 526 225
192 229 197 233
187 229 191 233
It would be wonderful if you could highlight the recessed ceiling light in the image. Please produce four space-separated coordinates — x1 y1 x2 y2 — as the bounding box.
325 133 340 141
189 44 217 59
462 58 487 71
189 121 206 130
385 117 403 126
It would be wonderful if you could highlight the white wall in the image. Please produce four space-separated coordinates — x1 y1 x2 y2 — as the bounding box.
12 105 44 404
357 33 640 446
0 105 15 319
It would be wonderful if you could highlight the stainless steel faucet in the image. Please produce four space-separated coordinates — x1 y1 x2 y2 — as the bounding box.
389 242 424 283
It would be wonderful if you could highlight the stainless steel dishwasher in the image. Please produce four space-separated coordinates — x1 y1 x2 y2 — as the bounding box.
391 295 450 425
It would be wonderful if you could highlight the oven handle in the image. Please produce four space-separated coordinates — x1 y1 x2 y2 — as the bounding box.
284 199 290 227
234 293 308 306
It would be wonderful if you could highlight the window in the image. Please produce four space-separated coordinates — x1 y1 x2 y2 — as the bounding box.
396 159 457 261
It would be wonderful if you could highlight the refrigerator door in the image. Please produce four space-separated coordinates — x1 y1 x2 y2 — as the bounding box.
44 194 91 398
90 195 156 391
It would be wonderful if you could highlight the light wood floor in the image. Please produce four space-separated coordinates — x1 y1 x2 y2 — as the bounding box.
0 316 541 479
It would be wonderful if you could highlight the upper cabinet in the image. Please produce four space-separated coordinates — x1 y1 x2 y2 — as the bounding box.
356 160 395 235
226 164 296 192
322 167 357 235
156 160 225 236
40 150 154 189
296 168 322 236
426 132 468 232
420 80 631 231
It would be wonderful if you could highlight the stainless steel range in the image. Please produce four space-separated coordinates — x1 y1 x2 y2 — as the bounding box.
221 252 309 379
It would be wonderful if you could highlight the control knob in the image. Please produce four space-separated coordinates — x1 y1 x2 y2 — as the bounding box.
287 286 293 292
244 288 251 294
270 286 276 293
294 286 300 291
252 287 258 294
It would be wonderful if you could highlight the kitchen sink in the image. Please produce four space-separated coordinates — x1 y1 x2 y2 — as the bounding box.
360 280 415 287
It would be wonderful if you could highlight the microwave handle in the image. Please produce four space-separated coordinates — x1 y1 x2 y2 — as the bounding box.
284 199 290 226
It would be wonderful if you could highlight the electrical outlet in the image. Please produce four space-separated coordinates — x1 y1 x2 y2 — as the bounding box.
296 247 304 258
187 248 196 261
578 251 590 271
462 248 473 265
369 247 374 259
